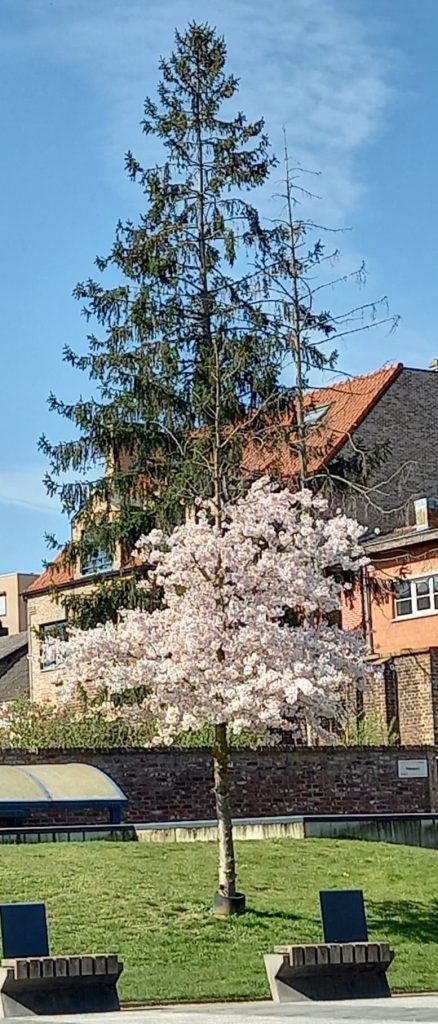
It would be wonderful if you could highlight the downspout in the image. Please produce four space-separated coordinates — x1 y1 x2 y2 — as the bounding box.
21 591 33 702
360 565 374 655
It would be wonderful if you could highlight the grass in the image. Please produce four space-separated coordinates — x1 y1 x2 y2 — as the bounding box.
0 838 436 1002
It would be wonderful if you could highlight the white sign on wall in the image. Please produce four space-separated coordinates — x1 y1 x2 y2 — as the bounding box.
397 759 428 779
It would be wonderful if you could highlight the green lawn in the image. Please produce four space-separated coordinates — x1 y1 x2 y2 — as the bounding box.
0 838 436 1002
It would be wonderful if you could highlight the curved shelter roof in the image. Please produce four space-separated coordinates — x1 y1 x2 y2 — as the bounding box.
0 763 127 809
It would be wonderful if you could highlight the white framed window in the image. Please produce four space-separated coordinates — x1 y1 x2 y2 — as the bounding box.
394 574 438 619
39 620 68 671
0 593 6 618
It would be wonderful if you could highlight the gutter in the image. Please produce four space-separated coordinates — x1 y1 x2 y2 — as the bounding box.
360 565 374 654
23 565 139 601
365 526 438 556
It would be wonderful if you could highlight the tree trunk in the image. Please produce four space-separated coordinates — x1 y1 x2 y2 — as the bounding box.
283 133 308 489
212 722 236 896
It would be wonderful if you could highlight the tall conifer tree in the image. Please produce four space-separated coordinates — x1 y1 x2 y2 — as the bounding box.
41 24 285 625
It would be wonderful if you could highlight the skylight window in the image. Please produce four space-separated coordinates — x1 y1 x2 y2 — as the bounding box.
303 403 330 427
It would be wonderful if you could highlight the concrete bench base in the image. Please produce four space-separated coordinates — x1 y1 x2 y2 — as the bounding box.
264 942 394 1002
0 955 123 1016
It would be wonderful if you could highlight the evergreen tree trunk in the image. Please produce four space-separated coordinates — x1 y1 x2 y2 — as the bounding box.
284 137 308 490
212 723 236 897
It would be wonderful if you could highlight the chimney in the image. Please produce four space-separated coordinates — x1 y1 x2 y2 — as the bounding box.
414 497 438 530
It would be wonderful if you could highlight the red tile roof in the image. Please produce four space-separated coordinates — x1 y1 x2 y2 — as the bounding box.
26 552 73 596
241 363 403 479
26 363 402 596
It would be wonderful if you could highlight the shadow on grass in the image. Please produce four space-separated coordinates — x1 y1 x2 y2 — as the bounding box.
246 900 438 946
242 907 321 940
368 899 438 945
245 908 305 923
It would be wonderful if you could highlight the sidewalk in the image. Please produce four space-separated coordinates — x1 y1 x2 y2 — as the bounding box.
21 996 438 1024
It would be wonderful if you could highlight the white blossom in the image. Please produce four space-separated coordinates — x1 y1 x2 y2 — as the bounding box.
48 479 373 741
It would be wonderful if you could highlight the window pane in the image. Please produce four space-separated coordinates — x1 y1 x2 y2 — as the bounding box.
434 576 438 592
0 594 6 617
81 549 113 577
395 580 411 598
39 621 68 642
39 621 67 670
416 580 430 596
396 599 412 617
415 579 431 611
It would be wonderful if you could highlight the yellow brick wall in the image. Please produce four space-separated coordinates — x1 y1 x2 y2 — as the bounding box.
27 582 96 703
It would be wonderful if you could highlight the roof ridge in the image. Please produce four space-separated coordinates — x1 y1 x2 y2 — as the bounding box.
307 363 403 398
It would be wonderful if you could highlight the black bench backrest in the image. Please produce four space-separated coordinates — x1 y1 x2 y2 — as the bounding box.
0 902 49 958
319 889 368 943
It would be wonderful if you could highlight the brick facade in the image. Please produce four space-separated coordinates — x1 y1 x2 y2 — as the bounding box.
27 585 95 702
362 669 388 725
382 649 438 746
392 651 436 745
0 745 433 825
357 649 438 747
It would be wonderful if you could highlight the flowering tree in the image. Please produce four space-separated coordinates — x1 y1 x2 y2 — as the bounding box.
49 479 374 913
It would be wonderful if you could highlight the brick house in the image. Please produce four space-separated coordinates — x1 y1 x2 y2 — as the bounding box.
25 361 438 710
342 497 438 745
24 550 131 703
242 362 438 530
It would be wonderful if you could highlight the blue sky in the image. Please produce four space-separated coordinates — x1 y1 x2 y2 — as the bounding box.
0 0 436 572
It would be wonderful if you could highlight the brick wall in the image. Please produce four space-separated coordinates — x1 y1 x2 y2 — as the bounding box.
359 651 438 747
0 745 433 825
362 670 388 725
348 649 438 748
341 588 364 632
431 649 438 743
27 585 95 703
393 651 436 745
